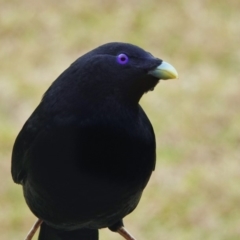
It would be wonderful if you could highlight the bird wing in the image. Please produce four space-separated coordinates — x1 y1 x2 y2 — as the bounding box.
11 103 48 184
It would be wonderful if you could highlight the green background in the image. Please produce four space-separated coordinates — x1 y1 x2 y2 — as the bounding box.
1 0 240 239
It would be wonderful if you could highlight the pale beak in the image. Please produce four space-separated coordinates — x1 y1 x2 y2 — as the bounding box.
148 61 178 80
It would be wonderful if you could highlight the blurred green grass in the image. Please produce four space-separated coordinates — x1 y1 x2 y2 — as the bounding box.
1 0 240 239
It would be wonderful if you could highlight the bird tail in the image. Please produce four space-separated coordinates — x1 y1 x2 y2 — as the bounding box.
38 222 99 240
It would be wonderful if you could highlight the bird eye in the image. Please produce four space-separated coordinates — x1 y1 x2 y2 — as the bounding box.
117 54 129 65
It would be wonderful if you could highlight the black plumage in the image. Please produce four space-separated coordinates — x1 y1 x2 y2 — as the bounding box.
11 42 177 240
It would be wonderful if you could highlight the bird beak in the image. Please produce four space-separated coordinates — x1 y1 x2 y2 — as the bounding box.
148 61 178 80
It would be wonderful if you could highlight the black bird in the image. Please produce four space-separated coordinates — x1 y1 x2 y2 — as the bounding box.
11 42 178 240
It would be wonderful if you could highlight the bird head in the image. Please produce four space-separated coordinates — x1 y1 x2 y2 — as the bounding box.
74 42 178 103
48 42 178 108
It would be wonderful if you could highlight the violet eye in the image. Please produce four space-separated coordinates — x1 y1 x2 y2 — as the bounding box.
117 53 129 65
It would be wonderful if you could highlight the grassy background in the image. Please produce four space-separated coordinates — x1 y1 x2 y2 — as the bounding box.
1 0 240 239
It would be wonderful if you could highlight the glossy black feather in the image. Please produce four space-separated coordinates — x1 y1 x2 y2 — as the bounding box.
39 222 99 240
11 42 162 239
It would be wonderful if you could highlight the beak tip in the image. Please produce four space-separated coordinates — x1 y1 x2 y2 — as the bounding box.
149 61 178 80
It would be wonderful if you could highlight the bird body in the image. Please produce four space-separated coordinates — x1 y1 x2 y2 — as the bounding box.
11 42 178 239
21 100 155 230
